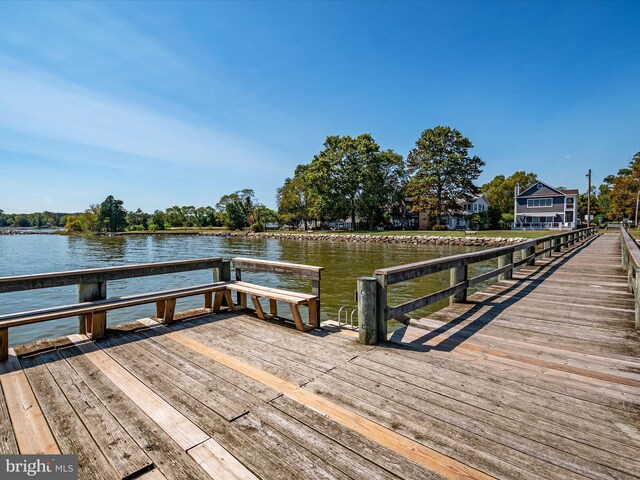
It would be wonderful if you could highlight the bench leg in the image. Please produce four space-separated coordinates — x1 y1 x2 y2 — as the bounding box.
213 291 224 313
269 299 278 318
156 301 165 320
251 295 267 320
308 299 319 329
164 299 176 324
240 292 247 308
204 292 213 311
0 328 7 362
224 291 236 312
288 304 306 331
85 311 106 340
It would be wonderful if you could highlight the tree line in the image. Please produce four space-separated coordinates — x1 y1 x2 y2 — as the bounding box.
62 189 276 233
3 126 637 232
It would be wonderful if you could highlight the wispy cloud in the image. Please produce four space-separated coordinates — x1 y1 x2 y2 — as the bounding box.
0 61 275 172
564 154 572 159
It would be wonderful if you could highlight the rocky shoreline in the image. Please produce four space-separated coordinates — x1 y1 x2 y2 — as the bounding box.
199 231 528 247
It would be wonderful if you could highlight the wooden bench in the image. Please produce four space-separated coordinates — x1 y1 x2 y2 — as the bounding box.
0 282 233 358
231 258 324 331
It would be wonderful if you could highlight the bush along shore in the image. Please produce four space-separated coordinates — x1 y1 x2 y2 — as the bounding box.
199 231 528 246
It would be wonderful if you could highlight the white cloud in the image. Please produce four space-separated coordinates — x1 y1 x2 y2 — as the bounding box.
564 154 572 159
0 61 275 172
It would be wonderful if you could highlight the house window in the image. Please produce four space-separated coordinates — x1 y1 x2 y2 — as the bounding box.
527 198 553 208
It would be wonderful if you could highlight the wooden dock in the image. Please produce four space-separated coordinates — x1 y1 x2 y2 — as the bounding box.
0 232 639 479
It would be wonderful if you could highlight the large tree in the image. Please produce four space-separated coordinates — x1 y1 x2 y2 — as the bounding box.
481 171 538 214
98 195 127 232
304 134 380 229
406 126 485 226
604 151 640 221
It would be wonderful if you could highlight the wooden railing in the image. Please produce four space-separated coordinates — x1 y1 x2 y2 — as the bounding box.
357 227 598 344
0 258 228 354
620 226 640 329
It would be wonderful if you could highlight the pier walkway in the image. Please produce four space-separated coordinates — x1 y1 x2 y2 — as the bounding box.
0 233 638 479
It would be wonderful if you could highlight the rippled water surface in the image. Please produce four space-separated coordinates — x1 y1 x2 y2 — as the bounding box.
0 234 497 346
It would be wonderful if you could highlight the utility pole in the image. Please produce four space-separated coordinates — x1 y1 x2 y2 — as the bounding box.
586 169 591 227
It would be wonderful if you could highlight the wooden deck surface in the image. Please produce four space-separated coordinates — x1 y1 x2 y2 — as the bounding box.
0 233 639 479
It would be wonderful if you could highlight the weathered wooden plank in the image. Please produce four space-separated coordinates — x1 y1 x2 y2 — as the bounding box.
187 439 259 480
388 281 466 319
0 367 19 454
42 350 153 478
0 349 59 454
231 257 323 279
20 353 117 480
58 344 213 480
68 334 209 450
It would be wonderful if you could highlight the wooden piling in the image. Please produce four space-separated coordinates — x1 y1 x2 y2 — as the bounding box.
449 266 467 304
497 252 513 281
358 277 378 345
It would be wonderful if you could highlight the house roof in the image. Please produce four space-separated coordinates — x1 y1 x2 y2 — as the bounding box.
518 181 578 198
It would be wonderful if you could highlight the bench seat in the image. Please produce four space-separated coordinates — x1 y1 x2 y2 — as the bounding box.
226 281 318 331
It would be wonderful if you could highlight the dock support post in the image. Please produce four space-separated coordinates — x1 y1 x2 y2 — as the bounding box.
375 273 388 343
312 277 321 327
358 277 378 345
450 266 468 304
552 237 560 253
234 267 244 306
498 252 513 281
543 240 551 258
78 282 106 335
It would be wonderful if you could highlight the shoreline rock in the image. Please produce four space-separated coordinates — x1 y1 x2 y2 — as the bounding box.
198 231 527 247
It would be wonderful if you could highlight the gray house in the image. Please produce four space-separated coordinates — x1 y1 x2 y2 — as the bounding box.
513 181 579 230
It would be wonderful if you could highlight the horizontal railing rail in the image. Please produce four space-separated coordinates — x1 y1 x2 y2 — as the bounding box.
620 226 640 329
357 227 598 344
0 258 225 294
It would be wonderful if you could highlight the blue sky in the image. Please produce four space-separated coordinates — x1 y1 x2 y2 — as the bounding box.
0 1 638 213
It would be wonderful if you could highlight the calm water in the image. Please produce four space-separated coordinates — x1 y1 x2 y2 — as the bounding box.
0 234 497 346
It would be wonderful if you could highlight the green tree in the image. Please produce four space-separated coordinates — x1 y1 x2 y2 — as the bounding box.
277 165 315 229
304 134 380 229
216 189 256 229
481 171 538 215
604 152 640 221
0 209 8 227
126 208 149 230
98 195 127 232
150 210 167 230
406 126 485 226
357 150 407 228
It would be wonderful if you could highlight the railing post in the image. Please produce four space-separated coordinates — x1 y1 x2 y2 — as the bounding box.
635 267 640 330
220 260 231 282
78 281 106 335
449 265 467 304
525 246 536 266
543 240 551 258
358 277 378 345
312 277 321 325
498 252 513 281
552 237 560 253
375 273 388 343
